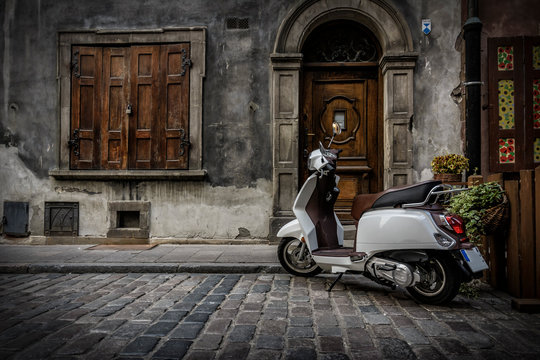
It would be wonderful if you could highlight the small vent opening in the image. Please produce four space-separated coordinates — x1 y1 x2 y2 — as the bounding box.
226 17 249 30
117 211 140 228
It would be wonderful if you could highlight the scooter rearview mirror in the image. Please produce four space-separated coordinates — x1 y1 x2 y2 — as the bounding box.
332 122 342 136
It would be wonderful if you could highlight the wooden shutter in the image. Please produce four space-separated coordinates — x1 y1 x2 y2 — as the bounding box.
129 45 160 169
524 37 540 169
101 47 130 169
159 44 190 169
70 46 102 169
489 36 540 172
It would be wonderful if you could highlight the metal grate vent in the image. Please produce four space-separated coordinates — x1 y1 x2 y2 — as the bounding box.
2 201 30 237
45 202 79 236
226 17 249 30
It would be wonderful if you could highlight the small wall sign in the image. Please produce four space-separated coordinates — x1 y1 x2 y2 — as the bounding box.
422 19 432 35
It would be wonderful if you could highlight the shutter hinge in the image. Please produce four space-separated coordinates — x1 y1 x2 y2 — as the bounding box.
179 128 191 157
180 48 192 76
68 129 80 156
71 50 80 78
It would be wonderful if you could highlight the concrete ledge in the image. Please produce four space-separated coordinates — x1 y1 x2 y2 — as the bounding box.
0 262 284 274
49 169 207 180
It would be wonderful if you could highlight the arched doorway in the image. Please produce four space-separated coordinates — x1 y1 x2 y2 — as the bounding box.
300 20 381 222
269 0 416 237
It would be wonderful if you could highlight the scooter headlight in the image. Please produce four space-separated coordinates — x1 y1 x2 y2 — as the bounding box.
434 233 456 248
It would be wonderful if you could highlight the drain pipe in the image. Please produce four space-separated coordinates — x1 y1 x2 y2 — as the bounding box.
463 0 482 174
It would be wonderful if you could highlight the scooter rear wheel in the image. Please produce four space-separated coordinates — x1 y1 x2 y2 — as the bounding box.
278 237 322 277
406 255 461 305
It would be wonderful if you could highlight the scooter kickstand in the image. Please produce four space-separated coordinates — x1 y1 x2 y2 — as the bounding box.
327 273 344 292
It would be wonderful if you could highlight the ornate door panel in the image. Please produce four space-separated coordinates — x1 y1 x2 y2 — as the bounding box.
302 69 380 222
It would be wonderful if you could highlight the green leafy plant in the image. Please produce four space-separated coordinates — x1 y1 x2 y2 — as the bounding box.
431 154 469 174
447 182 505 244
459 279 481 299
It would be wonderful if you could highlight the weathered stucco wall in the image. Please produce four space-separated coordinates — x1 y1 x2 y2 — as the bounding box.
390 0 463 181
0 0 464 240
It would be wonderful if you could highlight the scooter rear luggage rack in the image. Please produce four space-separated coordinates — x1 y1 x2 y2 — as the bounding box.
402 184 468 208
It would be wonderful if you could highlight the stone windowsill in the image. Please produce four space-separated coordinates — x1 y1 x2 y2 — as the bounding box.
49 169 207 181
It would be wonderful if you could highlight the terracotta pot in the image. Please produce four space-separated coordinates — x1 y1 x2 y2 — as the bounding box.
433 173 462 182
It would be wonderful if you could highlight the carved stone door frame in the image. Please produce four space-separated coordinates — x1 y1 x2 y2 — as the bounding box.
269 0 417 238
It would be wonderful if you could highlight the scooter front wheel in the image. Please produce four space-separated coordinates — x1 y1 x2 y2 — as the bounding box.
406 255 461 305
278 237 322 277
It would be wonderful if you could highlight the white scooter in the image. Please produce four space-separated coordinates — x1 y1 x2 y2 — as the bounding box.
277 123 488 304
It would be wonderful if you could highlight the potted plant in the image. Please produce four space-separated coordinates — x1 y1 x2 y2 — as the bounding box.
447 182 508 244
431 154 469 182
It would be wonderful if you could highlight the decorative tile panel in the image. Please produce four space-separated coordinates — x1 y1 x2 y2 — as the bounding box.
535 138 540 163
499 138 516 164
533 46 540 70
534 79 540 129
497 46 514 71
498 80 515 129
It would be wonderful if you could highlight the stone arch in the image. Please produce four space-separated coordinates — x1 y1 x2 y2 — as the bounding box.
274 0 413 55
270 0 417 238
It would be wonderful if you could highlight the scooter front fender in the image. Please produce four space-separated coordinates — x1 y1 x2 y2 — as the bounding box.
276 219 303 240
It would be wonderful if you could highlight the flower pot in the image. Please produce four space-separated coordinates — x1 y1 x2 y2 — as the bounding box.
433 173 462 183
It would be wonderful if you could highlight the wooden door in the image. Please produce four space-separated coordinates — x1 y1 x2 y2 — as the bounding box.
302 68 380 222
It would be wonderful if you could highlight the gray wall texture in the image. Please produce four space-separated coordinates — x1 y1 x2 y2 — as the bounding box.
0 0 463 241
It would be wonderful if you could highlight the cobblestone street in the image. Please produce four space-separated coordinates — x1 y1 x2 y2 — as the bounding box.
1 272 540 359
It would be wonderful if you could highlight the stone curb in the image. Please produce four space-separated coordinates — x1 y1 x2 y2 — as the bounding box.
0 262 285 274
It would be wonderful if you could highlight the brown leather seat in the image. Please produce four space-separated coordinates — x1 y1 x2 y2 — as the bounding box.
351 180 442 221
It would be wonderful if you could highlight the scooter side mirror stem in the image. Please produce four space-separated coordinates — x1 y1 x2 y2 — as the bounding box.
328 122 342 147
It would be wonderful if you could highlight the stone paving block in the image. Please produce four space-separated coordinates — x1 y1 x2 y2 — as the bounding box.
236 311 260 325
341 315 365 328
55 333 106 355
194 302 220 313
262 308 287 320
347 327 374 350
9 339 65 360
183 350 217 360
434 338 471 355
205 318 232 334
159 310 187 322
255 335 284 350
319 336 345 353
315 313 339 326
455 331 494 349
242 302 263 311
363 313 391 325
396 326 430 345
192 334 223 350
112 321 148 339
152 339 192 359
287 327 315 338
228 325 256 342
184 312 211 323
412 345 445 360
119 335 159 356
415 319 452 336
2 331 49 351
48 323 88 340
218 343 251 360
144 321 177 337
258 319 287 335
91 319 126 333
285 347 317 360
170 322 205 339
377 338 416 360
318 326 342 337
289 306 312 316
290 316 313 327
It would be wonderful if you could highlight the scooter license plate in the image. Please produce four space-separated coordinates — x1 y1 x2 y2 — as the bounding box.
460 247 489 273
